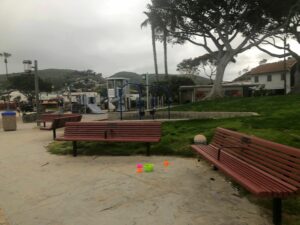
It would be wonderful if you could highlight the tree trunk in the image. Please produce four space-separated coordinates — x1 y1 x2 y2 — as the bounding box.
163 29 169 81
151 25 159 82
204 57 229 100
5 59 8 81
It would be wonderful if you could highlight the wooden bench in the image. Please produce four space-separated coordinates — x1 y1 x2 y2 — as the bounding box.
191 127 300 225
56 121 162 157
40 114 82 139
38 113 71 126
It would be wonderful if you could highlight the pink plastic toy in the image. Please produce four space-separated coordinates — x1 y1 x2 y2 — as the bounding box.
136 163 143 169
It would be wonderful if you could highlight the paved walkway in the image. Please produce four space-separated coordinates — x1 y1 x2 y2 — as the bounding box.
0 115 271 225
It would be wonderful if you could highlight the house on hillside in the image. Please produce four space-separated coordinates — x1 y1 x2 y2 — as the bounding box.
235 58 298 94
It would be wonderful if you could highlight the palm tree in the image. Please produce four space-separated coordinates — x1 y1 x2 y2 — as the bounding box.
0 52 12 80
141 11 159 82
157 23 169 80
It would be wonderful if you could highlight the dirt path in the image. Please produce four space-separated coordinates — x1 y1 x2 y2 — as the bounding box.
0 115 271 225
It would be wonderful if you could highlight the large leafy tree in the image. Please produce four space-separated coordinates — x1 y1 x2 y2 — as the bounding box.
252 1 300 92
150 0 297 99
177 54 221 84
151 76 194 103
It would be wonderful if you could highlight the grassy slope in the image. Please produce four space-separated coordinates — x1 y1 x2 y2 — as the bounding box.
48 94 300 225
49 95 300 156
172 94 300 225
171 94 300 147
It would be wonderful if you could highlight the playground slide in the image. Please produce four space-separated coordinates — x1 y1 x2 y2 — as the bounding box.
87 104 102 114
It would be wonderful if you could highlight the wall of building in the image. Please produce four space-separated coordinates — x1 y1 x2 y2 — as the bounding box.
251 72 291 93
180 86 246 103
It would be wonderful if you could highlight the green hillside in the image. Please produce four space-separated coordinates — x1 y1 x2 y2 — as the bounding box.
0 69 105 90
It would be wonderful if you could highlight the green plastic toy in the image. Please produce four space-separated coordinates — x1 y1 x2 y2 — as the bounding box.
144 163 154 172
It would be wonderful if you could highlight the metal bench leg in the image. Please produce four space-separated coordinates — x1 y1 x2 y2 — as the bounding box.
146 143 150 156
73 141 77 157
273 198 282 225
213 165 218 171
53 129 56 140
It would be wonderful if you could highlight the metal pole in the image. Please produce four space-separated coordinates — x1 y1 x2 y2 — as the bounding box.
119 88 123 120
146 73 149 110
283 37 287 94
138 85 142 120
272 198 282 225
34 60 40 124
5 59 10 110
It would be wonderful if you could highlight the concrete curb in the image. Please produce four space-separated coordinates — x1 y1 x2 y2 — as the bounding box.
108 111 259 120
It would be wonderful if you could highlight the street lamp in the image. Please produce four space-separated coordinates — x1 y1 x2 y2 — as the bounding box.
23 60 40 121
0 52 12 80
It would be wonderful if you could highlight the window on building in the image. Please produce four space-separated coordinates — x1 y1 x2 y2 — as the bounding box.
267 75 272 82
254 76 259 83
281 73 285 81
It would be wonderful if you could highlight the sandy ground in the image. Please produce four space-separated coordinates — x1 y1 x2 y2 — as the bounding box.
0 113 271 225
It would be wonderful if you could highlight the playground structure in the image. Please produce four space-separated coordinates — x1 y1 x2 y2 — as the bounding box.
107 78 172 120
107 77 130 112
70 92 102 114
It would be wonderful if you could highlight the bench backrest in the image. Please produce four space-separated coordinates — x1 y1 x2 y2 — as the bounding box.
63 121 161 139
40 113 81 122
52 115 82 129
211 127 300 190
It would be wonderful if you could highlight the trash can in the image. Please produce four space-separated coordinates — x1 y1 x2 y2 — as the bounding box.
2 111 17 131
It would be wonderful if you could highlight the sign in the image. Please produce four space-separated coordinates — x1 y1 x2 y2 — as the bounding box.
108 89 115 98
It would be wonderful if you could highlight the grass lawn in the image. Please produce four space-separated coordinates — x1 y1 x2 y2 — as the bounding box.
48 94 300 225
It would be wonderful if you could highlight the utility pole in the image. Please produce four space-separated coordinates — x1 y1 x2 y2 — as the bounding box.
146 73 149 110
34 60 40 119
23 59 40 124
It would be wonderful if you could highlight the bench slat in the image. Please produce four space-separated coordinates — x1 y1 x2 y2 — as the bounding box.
192 144 297 197
196 144 298 195
211 128 300 189
192 127 300 197
56 121 162 156
223 146 300 182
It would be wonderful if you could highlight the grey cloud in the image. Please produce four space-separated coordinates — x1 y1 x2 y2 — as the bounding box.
1 0 297 81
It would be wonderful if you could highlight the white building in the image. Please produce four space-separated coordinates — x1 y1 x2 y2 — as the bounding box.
236 58 298 94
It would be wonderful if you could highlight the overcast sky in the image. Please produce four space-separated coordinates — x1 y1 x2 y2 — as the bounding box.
0 0 299 81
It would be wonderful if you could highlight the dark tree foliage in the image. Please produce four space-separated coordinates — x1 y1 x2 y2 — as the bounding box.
151 76 194 103
249 0 300 92
149 0 298 98
8 74 52 99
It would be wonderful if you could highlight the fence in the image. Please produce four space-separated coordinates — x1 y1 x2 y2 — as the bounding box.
0 103 16 110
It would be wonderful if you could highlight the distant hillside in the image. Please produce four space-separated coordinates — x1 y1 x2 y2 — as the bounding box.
0 69 105 90
109 71 211 85
110 71 143 84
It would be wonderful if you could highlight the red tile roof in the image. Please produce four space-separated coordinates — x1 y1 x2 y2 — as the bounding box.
248 58 297 75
